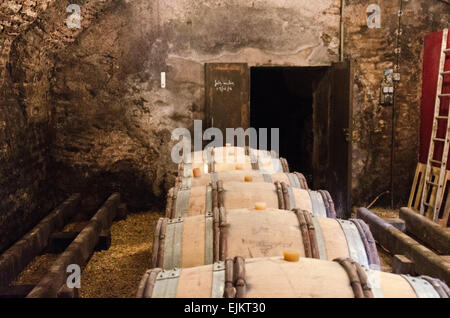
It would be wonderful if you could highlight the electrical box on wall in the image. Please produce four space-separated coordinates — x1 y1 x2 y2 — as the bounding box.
380 69 394 106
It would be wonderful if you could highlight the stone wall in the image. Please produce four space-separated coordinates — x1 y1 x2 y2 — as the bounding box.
0 0 111 251
45 0 342 211
345 0 450 206
0 0 55 252
0 0 449 250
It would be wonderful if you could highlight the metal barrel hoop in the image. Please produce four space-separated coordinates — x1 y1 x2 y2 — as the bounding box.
420 276 449 298
150 218 164 268
157 218 168 269
401 275 441 298
350 219 381 270
165 188 174 218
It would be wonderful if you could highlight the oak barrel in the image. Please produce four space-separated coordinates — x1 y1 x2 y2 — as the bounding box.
176 170 308 190
137 256 449 298
165 181 336 219
150 208 380 270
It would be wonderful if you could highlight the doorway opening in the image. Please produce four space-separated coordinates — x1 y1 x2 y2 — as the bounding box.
250 67 328 185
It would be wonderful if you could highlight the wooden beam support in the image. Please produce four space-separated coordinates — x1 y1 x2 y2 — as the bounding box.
116 203 128 221
385 218 406 232
399 207 450 254
27 193 121 298
357 207 450 285
48 230 111 254
0 194 81 287
392 255 416 275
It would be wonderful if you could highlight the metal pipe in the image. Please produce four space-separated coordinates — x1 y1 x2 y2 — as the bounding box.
391 0 404 208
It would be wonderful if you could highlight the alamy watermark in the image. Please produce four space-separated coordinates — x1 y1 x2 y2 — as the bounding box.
66 4 81 29
66 264 81 289
171 120 280 165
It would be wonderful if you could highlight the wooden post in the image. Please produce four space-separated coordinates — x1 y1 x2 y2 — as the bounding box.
392 255 416 275
357 207 450 285
399 207 450 254
27 193 121 298
0 194 81 287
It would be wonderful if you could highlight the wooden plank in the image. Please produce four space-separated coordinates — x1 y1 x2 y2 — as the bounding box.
0 194 81 287
414 164 427 211
26 193 121 298
385 218 406 232
408 163 424 209
409 163 450 223
116 203 128 221
400 207 450 254
438 173 450 226
425 167 439 218
357 207 450 285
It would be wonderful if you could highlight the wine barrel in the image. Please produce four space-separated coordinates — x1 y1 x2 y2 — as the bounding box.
150 208 380 271
165 181 337 219
137 256 450 298
189 146 277 160
175 170 309 190
178 156 289 178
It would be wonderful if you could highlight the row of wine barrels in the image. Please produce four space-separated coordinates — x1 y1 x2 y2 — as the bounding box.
137 256 450 298
190 146 278 161
150 208 381 271
175 170 309 190
178 156 289 177
165 181 337 219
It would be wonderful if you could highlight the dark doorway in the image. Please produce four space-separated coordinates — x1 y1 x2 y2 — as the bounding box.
250 67 328 185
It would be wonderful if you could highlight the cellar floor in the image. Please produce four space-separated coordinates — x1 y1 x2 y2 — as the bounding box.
80 210 163 298
12 207 396 297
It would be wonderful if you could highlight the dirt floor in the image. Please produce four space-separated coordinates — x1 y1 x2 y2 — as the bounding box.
370 207 399 219
12 254 59 286
13 206 397 297
13 210 163 298
79 210 163 298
